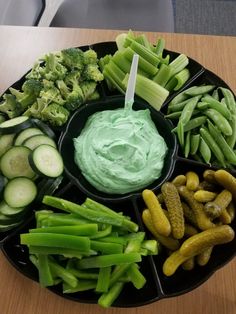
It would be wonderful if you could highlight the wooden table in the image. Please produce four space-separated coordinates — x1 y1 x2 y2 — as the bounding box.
0 26 236 314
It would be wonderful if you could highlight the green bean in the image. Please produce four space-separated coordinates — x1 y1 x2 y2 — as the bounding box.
190 134 200 155
200 127 226 167
207 119 236 165
184 131 191 158
184 85 215 96
201 95 231 119
180 96 200 125
204 109 232 136
199 136 211 164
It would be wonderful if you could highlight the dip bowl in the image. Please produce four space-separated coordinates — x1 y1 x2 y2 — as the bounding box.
58 96 177 202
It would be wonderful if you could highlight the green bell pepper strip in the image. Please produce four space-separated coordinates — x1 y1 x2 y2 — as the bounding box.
96 266 112 293
98 282 125 308
96 236 127 245
76 253 141 269
127 263 146 289
42 196 125 227
37 254 54 287
141 240 158 255
63 280 97 293
90 240 123 254
28 246 96 258
20 233 90 252
90 225 112 239
44 213 91 226
29 224 98 236
83 198 138 232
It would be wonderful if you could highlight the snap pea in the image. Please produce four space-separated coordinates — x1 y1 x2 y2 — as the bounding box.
190 134 200 155
165 111 182 120
201 95 231 119
168 86 197 106
219 87 236 114
204 108 232 136
200 127 226 167
176 121 184 147
207 119 236 165
226 115 236 148
184 85 215 96
197 101 209 110
184 131 191 158
179 96 200 125
199 136 211 164
184 116 207 132
212 88 219 101
168 98 193 113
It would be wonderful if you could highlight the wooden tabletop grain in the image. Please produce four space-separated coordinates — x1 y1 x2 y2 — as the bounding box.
0 26 236 314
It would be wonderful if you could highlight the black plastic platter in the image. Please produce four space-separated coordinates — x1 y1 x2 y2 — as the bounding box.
0 41 236 308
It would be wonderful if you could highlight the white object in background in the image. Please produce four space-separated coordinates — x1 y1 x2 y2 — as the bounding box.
0 0 43 25
38 0 64 26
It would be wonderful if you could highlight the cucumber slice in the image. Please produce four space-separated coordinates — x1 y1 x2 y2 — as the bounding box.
4 177 37 208
0 200 26 218
29 144 64 178
0 212 16 225
0 133 15 157
0 221 23 232
14 127 43 146
0 116 31 134
0 146 35 179
32 119 56 140
23 134 56 150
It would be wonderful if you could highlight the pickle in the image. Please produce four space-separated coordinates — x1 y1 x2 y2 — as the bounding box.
161 182 185 239
142 189 171 237
182 202 198 227
219 209 232 224
227 202 235 222
180 225 234 257
172 175 186 187
184 223 198 237
157 193 164 204
203 169 217 184
182 257 195 270
193 190 217 203
196 246 213 266
214 169 236 202
142 209 180 251
163 250 191 276
178 186 215 230
197 180 218 192
186 171 199 191
204 189 232 219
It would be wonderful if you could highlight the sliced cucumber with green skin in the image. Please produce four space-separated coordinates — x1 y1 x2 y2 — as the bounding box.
0 175 7 195
23 134 56 150
4 177 37 208
29 144 64 178
0 146 35 179
0 200 26 219
0 221 23 232
32 119 56 140
0 212 16 225
14 127 44 146
0 116 32 134
0 133 15 157
0 113 7 124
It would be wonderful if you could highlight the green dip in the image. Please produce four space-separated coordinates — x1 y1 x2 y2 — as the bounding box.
74 106 167 194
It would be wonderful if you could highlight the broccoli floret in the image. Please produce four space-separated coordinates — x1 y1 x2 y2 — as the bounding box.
26 62 43 80
87 90 100 101
42 53 67 81
83 49 98 65
0 94 23 118
40 80 65 106
41 103 70 126
61 48 84 71
9 79 43 109
83 64 104 82
80 81 97 100
63 71 85 110
23 98 48 119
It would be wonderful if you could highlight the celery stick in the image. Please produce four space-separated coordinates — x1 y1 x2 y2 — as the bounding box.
112 51 131 73
154 38 165 55
116 33 128 51
98 282 124 308
129 41 160 66
169 54 189 76
29 224 98 236
20 233 90 251
123 47 158 76
135 34 153 51
123 73 169 110
153 63 172 86
165 68 190 91
76 253 141 269
96 266 112 293
103 68 126 94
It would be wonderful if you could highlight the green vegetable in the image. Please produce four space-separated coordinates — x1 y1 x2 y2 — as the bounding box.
204 108 232 136
199 136 211 163
96 266 112 293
